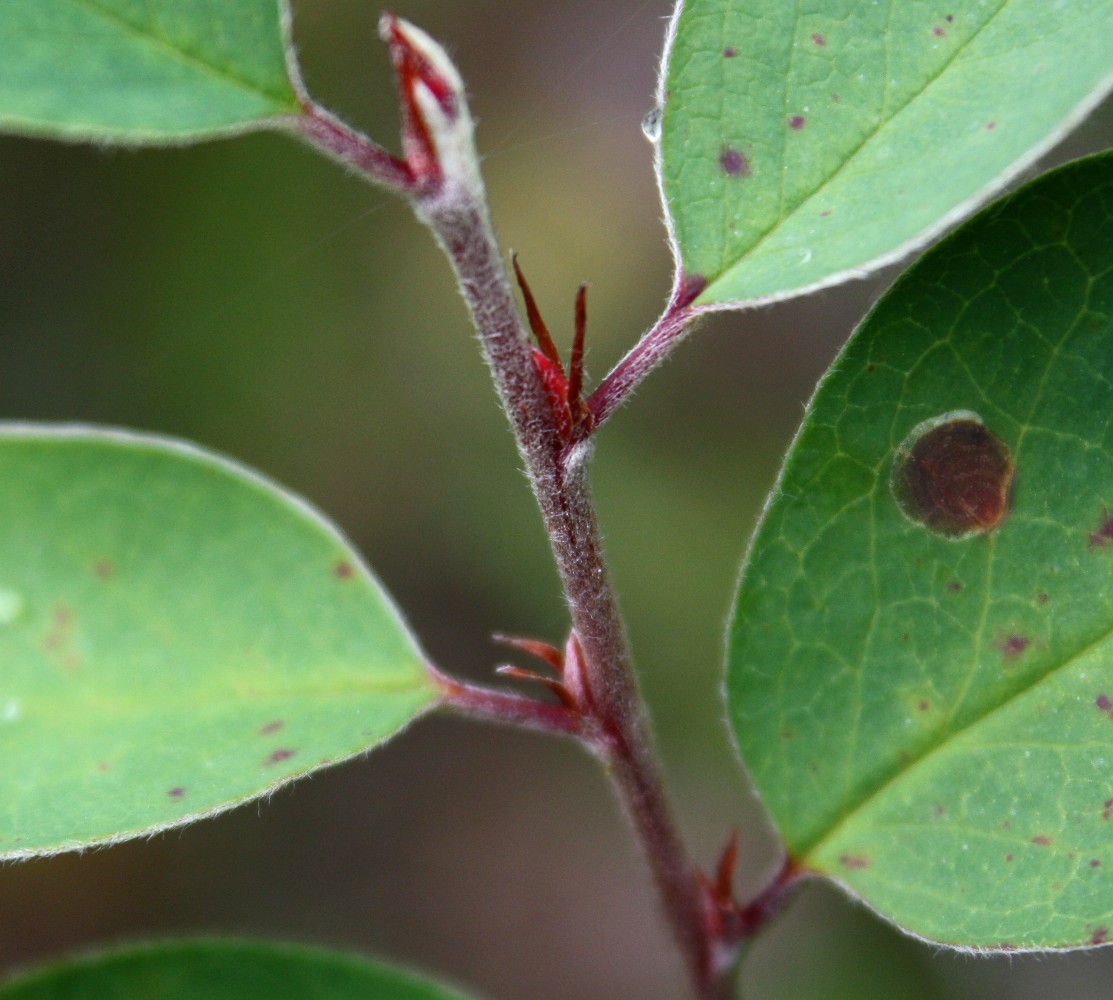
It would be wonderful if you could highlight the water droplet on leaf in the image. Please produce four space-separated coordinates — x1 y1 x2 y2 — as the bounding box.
641 107 663 142
891 412 1013 538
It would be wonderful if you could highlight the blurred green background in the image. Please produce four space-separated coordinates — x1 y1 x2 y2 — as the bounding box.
1 2 1112 997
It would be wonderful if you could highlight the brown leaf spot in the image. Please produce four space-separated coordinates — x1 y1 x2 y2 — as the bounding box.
719 146 751 178
946 581 963 592
1092 859 1102 868
1091 926 1109 945
96 762 110 773
839 853 870 870
891 414 1014 538
259 720 285 736
167 787 185 799
1103 799 1113 821
1037 592 1049 606
985 121 997 130
812 32 827 45
996 634 1031 661
44 605 79 670
788 115 806 130
93 560 113 581
918 699 931 712
1031 834 1053 847
933 25 946 36
946 13 955 21
723 46 737 57
1005 853 1014 862
334 561 354 580
265 748 297 766
1088 509 1113 549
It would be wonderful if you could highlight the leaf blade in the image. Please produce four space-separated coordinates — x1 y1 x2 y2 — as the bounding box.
0 425 437 858
0 939 479 1000
0 0 299 142
659 0 1113 306
727 151 1113 947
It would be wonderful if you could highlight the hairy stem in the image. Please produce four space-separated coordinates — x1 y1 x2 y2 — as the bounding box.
414 180 730 996
297 19 759 996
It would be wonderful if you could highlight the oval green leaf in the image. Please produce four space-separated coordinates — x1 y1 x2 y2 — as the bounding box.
0 426 436 858
0 1 300 142
728 151 1113 948
0 940 478 1000
658 0 1113 307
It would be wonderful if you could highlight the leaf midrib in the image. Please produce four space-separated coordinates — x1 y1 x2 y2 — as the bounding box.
695 0 1010 299
68 0 294 110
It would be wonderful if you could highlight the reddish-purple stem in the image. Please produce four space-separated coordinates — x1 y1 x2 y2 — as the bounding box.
295 34 779 993
288 101 420 194
587 297 700 431
431 669 593 740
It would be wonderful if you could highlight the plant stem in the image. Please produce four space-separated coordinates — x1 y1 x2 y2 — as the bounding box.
297 20 758 996
413 180 731 997
585 286 702 433
289 101 419 194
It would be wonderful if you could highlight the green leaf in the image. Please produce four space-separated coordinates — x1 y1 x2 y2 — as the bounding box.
727 151 1113 948
0 1 300 142
0 939 479 1000
659 0 1113 306
0 426 436 858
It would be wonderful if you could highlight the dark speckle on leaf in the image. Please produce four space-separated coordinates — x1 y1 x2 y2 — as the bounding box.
918 700 930 712
723 46 737 57
986 121 997 131
1088 510 1113 549
719 146 751 178
839 854 870 870
946 13 954 21
1103 799 1113 821
946 581 962 592
1092 859 1102 868
1005 853 1014 862
996 634 1030 660
1031 835 1053 846
933 25 946 36
1091 927 1109 945
93 560 113 581
266 748 297 766
811 32 826 46
1097 694 1113 719
259 720 285 735
167 787 185 799
334 561 354 580
788 115 806 130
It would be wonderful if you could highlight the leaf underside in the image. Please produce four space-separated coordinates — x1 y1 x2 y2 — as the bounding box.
0 427 435 858
0 940 478 1000
660 0 1113 306
0 0 299 141
728 151 1113 949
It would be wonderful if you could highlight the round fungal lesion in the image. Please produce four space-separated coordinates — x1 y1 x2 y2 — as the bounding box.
890 411 1014 539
